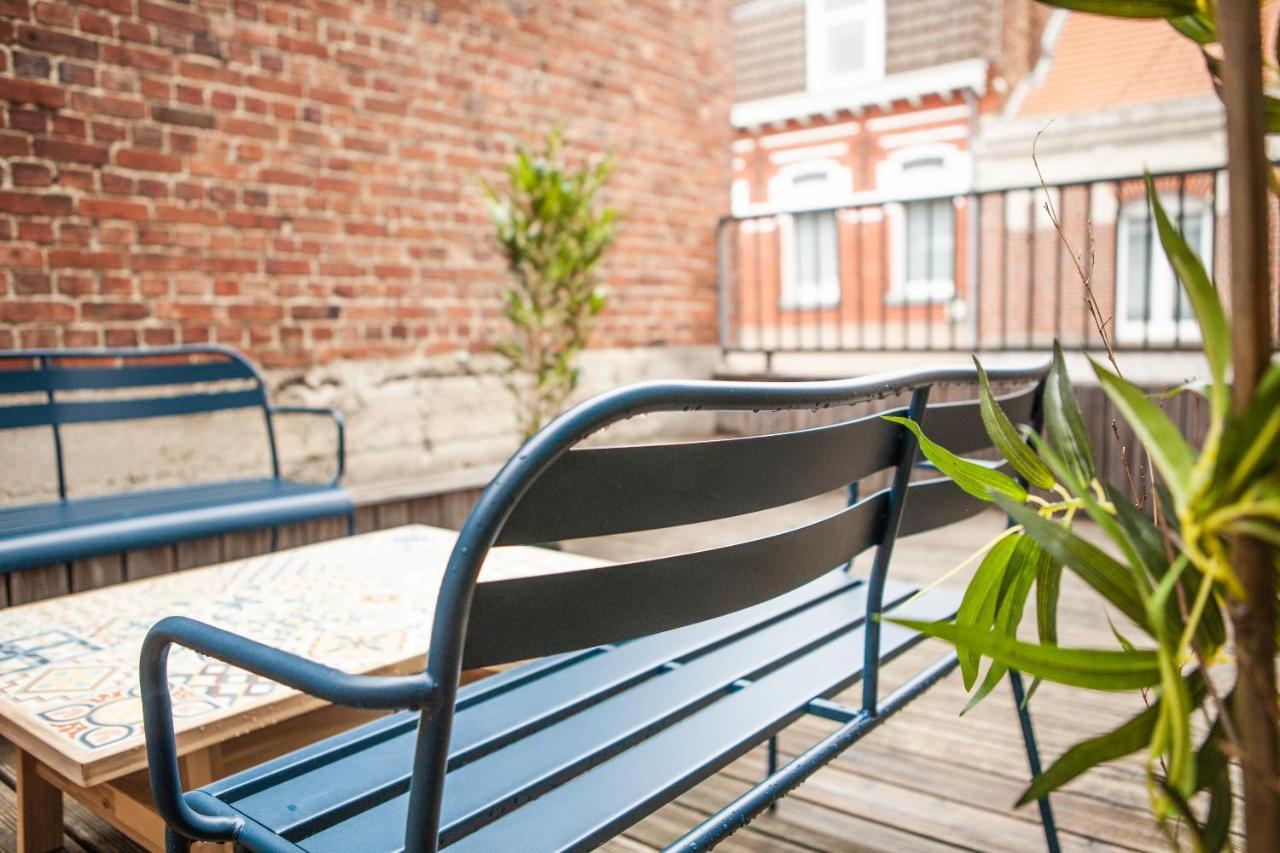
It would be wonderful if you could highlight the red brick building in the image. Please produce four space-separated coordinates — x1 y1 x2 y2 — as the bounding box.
727 0 1050 351
0 0 732 492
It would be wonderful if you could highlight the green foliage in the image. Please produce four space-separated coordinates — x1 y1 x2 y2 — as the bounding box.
882 174 1279 849
481 129 619 439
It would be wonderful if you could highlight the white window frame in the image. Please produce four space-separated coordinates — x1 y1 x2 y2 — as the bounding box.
877 144 969 305
885 197 957 305
806 0 886 93
1115 195 1212 344
779 210 841 309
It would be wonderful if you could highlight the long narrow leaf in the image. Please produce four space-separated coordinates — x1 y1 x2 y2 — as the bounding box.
1018 699 1160 804
888 619 1161 690
975 358 1055 489
883 416 1027 502
1036 0 1197 15
1045 342 1096 485
963 536 1042 713
1145 175 1230 413
997 495 1152 633
1091 359 1194 503
955 532 1022 688
1148 558 1195 796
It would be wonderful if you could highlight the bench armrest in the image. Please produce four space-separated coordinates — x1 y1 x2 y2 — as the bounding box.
139 615 436 845
268 404 346 485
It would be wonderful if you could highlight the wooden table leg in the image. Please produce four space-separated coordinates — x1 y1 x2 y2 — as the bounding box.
15 747 64 853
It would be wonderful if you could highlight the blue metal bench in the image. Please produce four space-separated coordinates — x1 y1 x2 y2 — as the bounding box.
141 363 1061 853
0 346 353 574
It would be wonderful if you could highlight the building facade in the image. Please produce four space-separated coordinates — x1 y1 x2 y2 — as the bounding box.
727 0 1050 351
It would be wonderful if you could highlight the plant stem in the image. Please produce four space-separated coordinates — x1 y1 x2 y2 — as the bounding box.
1217 1 1280 848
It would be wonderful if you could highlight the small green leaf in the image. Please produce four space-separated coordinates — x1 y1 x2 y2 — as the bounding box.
963 536 1043 713
1018 698 1160 804
1044 342 1096 485
1035 0 1197 16
1091 360 1194 504
975 358 1055 490
883 416 1027 502
1148 558 1195 796
889 618 1162 690
955 532 1022 689
1168 11 1215 44
1145 176 1230 413
997 495 1151 633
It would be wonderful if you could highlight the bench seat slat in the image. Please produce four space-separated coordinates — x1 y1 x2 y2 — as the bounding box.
207 571 867 805
0 479 352 573
199 573 956 852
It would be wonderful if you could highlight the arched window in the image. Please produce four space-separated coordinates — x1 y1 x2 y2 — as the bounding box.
878 146 968 305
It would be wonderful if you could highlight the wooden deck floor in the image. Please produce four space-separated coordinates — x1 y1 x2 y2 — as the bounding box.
0 498 1229 851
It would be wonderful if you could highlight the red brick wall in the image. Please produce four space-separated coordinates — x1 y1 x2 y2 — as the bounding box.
0 0 731 368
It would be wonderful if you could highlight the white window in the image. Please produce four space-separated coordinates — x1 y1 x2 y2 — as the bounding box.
1116 197 1212 343
901 199 954 295
772 163 847 309
806 0 885 92
881 151 963 305
780 210 840 308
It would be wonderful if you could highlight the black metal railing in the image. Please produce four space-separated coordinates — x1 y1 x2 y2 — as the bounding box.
717 166 1280 358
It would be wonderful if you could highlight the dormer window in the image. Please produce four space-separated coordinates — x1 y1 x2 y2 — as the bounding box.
806 0 885 91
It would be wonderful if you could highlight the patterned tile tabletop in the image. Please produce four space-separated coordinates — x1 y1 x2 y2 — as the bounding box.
0 525 606 782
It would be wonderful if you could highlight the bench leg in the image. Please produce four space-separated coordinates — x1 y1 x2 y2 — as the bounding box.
346 511 356 536
16 748 64 853
1008 669 1061 853
165 826 193 853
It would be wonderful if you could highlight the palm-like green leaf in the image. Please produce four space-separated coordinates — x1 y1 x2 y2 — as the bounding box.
882 416 1027 502
1145 176 1230 414
955 532 1022 688
1148 558 1195 796
963 535 1043 713
1044 342 1096 487
1036 0 1197 16
1019 698 1160 804
1091 360 1194 504
997 495 1152 633
889 618 1162 689
975 358 1055 490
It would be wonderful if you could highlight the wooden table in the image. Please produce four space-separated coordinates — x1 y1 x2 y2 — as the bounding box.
0 525 606 852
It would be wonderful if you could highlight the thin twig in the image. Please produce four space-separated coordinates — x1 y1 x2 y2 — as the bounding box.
1032 125 1122 378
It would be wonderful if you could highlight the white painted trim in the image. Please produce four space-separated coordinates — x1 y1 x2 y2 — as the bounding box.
769 142 849 165
864 104 971 132
733 59 989 128
878 123 968 150
884 199 958 305
731 138 757 154
767 158 855 207
806 0 886 94
759 120 862 149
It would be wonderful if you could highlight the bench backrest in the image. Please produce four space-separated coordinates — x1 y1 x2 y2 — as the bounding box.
403 362 1049 849
0 346 277 498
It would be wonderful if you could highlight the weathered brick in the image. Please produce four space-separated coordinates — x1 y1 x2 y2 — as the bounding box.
79 198 150 220
152 104 216 128
17 25 98 59
11 162 53 186
116 148 183 172
34 138 109 164
13 50 52 77
0 76 65 108
0 191 73 215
